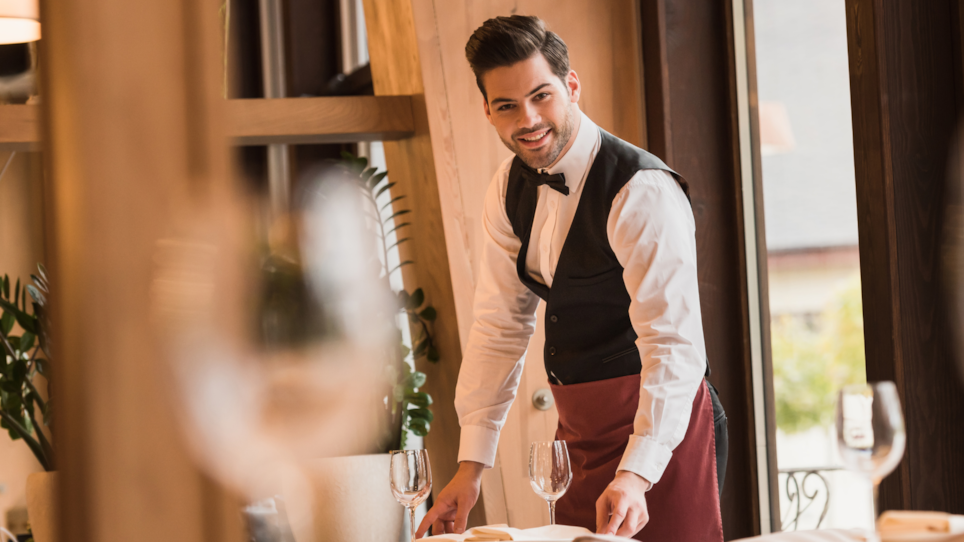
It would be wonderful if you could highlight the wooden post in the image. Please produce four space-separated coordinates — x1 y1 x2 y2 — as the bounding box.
361 0 489 527
39 0 243 540
846 0 964 514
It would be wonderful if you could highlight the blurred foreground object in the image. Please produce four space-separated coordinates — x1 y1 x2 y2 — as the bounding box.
152 170 393 501
835 382 905 533
877 511 964 535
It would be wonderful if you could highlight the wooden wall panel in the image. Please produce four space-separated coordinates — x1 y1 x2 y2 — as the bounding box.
846 0 964 514
39 0 243 541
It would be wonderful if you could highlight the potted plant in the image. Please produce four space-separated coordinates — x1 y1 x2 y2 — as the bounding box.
0 265 56 542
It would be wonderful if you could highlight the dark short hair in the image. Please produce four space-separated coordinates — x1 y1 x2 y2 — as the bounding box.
465 15 570 101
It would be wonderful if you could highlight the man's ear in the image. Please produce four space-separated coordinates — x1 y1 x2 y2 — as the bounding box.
567 70 581 104
483 98 493 124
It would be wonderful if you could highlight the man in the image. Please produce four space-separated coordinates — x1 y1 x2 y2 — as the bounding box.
417 15 725 541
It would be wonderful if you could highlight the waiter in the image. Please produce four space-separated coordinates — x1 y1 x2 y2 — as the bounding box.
417 15 725 541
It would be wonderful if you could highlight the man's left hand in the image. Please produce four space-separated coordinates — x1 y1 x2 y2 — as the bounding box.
595 470 653 537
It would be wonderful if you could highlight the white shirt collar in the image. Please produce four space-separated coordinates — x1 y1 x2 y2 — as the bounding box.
542 110 599 193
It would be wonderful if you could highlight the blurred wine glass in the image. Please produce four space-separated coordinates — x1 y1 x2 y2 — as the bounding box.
529 441 572 525
390 449 432 542
152 168 395 537
835 381 905 533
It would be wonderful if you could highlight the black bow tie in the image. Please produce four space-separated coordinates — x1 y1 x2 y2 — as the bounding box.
520 164 569 196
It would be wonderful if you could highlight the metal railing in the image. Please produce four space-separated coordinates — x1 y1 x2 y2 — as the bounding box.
778 466 842 531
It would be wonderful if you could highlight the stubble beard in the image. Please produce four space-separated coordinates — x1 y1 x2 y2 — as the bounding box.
502 103 576 170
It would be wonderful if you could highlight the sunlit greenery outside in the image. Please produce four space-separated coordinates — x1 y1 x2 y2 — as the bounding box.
771 275 867 433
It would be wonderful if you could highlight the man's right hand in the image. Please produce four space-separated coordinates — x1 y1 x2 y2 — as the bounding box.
416 461 484 538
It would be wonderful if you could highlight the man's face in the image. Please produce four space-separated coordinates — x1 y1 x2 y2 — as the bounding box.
482 53 581 169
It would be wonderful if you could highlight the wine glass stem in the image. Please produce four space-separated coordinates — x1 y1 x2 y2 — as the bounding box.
548 500 556 525
873 480 881 521
409 506 417 541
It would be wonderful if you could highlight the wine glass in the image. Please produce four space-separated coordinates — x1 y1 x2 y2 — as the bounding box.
390 450 433 541
529 441 572 525
836 382 906 529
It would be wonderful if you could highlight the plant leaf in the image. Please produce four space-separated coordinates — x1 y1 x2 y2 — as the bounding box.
384 209 411 224
413 339 428 357
388 260 414 274
375 182 396 198
427 346 440 363
409 419 430 437
380 195 406 212
1 312 13 336
407 288 425 310
386 222 412 236
405 392 432 407
19 332 34 352
0 298 37 334
26 285 45 305
361 167 378 182
368 171 388 190
409 407 434 423
408 370 427 388
419 307 437 321
396 290 410 310
387 237 411 251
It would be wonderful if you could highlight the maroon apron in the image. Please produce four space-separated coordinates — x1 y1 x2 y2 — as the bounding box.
550 375 723 542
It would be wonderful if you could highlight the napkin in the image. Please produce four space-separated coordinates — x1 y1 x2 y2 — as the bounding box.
424 524 593 541
879 511 964 535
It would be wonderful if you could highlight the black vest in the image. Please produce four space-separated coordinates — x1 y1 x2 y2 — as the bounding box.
505 129 690 385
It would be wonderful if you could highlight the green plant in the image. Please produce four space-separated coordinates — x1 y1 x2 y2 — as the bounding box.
771 274 866 434
340 152 439 451
0 265 53 470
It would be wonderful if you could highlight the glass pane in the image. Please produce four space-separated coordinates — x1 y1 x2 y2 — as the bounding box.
754 0 874 531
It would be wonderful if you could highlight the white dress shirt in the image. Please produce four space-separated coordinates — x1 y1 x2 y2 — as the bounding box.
455 111 707 486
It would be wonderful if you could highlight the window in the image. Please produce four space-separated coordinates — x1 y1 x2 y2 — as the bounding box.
753 0 873 531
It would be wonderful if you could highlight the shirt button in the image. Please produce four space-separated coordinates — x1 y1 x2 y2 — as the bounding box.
550 315 558 323
549 347 556 355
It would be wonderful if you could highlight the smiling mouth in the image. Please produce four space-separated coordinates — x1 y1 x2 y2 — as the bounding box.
518 129 550 143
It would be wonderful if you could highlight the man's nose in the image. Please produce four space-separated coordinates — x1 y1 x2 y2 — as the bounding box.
518 103 541 130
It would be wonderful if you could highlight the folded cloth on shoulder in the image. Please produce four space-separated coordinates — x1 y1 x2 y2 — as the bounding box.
879 512 964 536
423 524 592 541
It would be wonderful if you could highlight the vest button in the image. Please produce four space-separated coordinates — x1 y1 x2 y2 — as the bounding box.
549 347 556 355
550 315 558 323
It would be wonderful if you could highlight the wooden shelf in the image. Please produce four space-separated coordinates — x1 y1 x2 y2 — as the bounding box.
0 95 416 151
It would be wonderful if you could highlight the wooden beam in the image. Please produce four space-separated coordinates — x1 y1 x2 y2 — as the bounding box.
0 96 415 150
227 96 415 145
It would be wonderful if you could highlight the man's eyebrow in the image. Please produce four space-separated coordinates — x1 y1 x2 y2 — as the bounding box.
490 83 553 106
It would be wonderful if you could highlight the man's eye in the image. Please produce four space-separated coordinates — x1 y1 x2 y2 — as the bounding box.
498 104 515 111
534 93 550 100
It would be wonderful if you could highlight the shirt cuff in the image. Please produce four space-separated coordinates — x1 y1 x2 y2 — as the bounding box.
616 434 674 486
457 425 501 468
